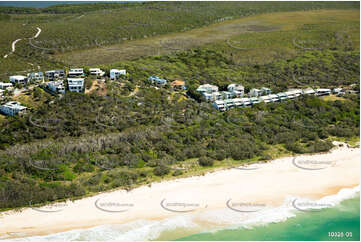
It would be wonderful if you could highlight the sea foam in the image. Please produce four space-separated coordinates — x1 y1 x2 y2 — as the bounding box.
4 186 359 241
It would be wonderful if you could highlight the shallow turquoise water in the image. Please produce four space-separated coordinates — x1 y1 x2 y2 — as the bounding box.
175 195 360 241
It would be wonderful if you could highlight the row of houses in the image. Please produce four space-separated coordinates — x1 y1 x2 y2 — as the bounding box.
196 83 272 102
212 88 332 111
47 78 84 94
6 68 127 85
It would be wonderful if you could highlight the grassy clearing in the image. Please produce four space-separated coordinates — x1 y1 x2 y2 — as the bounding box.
55 9 359 66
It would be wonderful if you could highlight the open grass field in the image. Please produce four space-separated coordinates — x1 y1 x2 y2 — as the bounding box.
56 9 360 66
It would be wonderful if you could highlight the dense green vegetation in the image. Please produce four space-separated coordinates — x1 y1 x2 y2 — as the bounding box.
0 2 359 211
0 46 359 209
0 1 359 75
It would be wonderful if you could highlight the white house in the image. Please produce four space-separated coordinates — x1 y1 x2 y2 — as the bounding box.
240 98 251 106
213 100 226 111
315 88 331 96
0 101 27 116
45 70 65 80
67 78 84 93
249 88 262 97
110 69 126 80
259 95 273 103
302 88 315 95
0 82 13 90
277 92 289 101
260 87 272 95
68 68 84 77
227 84 245 97
89 68 105 77
196 84 219 94
10 75 27 85
48 80 66 94
269 94 280 102
27 72 44 82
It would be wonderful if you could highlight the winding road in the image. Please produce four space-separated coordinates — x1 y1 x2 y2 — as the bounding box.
3 27 42 59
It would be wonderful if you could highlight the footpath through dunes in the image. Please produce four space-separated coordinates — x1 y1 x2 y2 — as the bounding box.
55 9 360 66
0 143 359 240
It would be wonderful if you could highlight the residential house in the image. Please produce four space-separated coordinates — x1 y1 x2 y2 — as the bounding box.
224 99 235 109
269 94 280 102
222 91 233 100
227 84 245 97
249 88 262 97
0 82 13 90
27 72 44 83
89 68 105 77
277 92 289 101
302 88 315 95
232 98 243 107
213 100 226 111
68 68 84 78
0 101 27 116
332 88 343 95
45 70 65 81
260 87 272 96
240 98 251 106
171 80 186 90
48 80 66 94
148 76 167 86
250 97 261 105
259 95 273 103
196 84 219 94
110 69 126 80
67 78 84 93
315 88 331 96
10 75 27 85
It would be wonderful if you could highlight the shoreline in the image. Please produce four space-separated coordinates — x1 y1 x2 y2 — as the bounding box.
0 142 359 240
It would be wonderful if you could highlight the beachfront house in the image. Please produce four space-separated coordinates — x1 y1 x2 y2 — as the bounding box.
277 92 289 101
0 82 13 90
315 88 331 96
45 70 65 81
227 84 245 97
27 72 44 83
259 95 273 103
0 101 27 116
171 80 186 90
302 88 315 95
89 68 105 78
148 76 167 86
67 78 84 93
260 87 272 96
110 69 126 80
222 91 234 100
68 68 84 78
240 98 251 106
213 100 226 111
196 84 219 94
48 80 66 94
249 88 262 97
250 97 261 105
269 94 280 102
9 75 27 85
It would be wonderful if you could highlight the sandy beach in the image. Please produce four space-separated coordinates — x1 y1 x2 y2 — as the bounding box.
0 142 359 240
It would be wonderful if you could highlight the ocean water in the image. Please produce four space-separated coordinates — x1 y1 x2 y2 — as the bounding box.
175 195 360 241
2 186 359 241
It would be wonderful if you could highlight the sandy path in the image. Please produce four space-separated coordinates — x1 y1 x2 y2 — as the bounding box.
0 143 359 239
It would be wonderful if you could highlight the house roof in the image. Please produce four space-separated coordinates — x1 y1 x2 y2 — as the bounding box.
171 80 185 86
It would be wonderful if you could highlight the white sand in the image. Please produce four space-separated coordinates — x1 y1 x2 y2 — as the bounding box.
0 143 359 239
